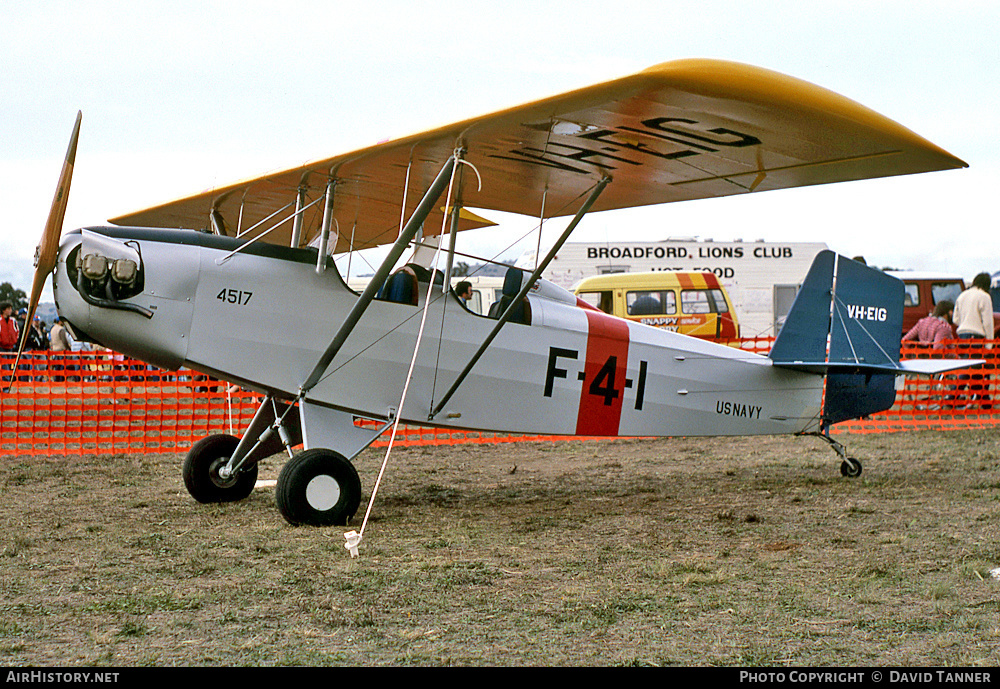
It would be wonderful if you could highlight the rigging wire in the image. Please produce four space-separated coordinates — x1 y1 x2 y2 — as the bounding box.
470 185 598 277
534 189 547 272
215 197 321 265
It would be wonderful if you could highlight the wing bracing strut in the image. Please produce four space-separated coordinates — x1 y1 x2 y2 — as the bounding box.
298 154 459 397
428 175 611 419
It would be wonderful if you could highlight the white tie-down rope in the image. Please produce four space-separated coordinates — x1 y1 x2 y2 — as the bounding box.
226 384 234 436
344 152 464 557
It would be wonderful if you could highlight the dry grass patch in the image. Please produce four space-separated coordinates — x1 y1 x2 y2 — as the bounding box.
2 429 999 665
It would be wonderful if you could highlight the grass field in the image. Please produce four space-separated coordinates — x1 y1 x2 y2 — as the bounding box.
2 429 999 666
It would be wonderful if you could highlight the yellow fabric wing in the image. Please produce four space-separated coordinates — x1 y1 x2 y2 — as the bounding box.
110 59 966 252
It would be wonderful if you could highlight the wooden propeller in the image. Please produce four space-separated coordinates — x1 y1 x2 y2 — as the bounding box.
7 112 81 390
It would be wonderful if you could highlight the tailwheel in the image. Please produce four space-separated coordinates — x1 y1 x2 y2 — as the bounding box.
806 430 864 479
183 434 258 503
840 457 863 478
276 449 361 526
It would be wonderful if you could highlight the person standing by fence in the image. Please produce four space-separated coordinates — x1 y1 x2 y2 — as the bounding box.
49 317 71 351
0 303 19 351
951 273 994 409
48 316 72 382
25 317 49 350
953 273 995 340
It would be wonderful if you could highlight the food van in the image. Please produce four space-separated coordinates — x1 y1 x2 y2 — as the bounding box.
574 271 740 340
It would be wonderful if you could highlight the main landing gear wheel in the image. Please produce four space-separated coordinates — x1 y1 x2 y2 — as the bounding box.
276 449 362 526
840 457 863 478
183 434 258 503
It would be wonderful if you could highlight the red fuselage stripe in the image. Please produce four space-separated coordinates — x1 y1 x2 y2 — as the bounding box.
576 311 630 436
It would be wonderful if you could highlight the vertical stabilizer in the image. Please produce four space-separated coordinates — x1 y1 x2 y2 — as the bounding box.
769 251 904 424
827 256 904 368
768 250 835 366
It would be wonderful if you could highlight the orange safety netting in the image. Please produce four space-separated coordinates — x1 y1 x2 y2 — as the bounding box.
1 351 261 456
0 351 583 456
838 339 998 433
1 340 996 456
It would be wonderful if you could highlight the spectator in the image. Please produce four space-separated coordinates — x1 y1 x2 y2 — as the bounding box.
953 273 994 340
903 300 954 348
26 316 49 350
50 317 71 351
951 274 993 409
0 303 18 351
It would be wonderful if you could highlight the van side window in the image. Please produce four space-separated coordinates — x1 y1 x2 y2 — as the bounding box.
627 290 676 316
681 289 709 314
681 288 729 314
903 284 920 307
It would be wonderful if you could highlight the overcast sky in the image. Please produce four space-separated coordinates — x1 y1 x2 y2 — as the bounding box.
2 1 998 300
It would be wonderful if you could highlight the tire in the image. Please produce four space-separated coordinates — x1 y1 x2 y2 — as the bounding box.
183 434 258 503
840 457 863 478
276 449 361 526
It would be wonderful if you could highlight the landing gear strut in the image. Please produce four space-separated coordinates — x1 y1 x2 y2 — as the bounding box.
182 395 300 506
808 427 863 478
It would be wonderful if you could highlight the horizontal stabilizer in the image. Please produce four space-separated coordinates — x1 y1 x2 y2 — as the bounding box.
769 361 901 375
770 358 985 376
899 358 986 376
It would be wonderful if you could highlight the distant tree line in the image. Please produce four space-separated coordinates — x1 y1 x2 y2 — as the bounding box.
0 282 27 312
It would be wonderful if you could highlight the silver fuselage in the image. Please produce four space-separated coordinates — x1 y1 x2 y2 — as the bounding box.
54 227 824 437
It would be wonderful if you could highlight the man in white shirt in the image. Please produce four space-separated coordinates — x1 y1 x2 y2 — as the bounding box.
953 273 994 339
